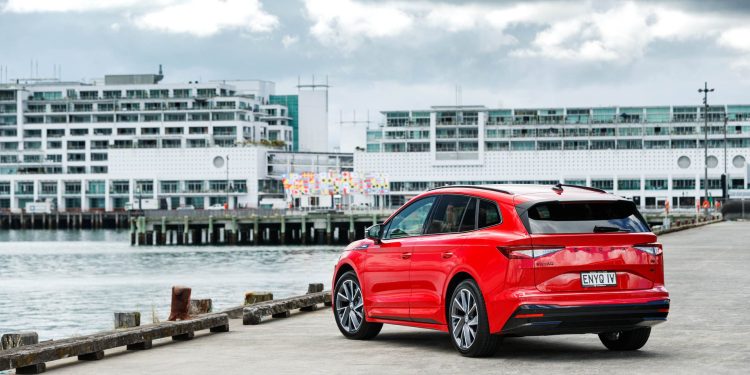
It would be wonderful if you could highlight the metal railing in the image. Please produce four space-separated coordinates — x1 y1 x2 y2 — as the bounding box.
142 207 395 218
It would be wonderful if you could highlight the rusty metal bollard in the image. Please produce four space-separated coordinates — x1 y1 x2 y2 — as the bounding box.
168 286 192 321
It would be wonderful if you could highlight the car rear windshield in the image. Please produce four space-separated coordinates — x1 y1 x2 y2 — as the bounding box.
525 200 649 234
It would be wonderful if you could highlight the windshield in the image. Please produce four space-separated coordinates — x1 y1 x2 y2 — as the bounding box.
525 200 649 234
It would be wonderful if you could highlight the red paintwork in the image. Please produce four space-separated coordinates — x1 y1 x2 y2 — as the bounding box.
333 186 670 334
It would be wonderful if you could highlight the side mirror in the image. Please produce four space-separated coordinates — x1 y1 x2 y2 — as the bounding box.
366 223 383 243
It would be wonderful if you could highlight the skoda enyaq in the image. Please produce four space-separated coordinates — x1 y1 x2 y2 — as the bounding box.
331 184 669 357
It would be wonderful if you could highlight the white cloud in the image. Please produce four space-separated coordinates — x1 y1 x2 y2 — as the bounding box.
281 34 299 48
2 0 143 12
718 27 750 52
717 27 750 71
2 0 278 37
304 0 413 50
510 2 727 63
303 0 746 67
133 0 278 37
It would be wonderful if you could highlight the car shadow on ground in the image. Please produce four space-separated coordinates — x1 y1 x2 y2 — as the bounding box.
373 331 668 360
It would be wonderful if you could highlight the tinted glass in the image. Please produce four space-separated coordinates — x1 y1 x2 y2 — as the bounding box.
527 200 649 234
426 195 472 234
459 198 477 231
384 197 436 238
478 199 501 228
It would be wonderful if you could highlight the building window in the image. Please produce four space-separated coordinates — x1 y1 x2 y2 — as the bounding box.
188 139 207 148
67 153 86 162
136 181 153 194
87 181 106 194
233 180 247 193
173 89 191 98
186 181 203 193
591 179 614 191
111 181 129 194
64 182 82 194
90 153 108 161
162 139 181 148
672 179 695 190
91 140 109 149
618 179 640 190
103 90 121 99
645 179 668 190
209 180 228 192
41 182 57 195
161 181 179 193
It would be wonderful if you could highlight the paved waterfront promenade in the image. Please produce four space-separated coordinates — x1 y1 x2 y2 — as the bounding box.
42 222 750 374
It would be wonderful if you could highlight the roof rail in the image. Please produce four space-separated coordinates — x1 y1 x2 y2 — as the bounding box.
429 185 513 195
553 183 607 194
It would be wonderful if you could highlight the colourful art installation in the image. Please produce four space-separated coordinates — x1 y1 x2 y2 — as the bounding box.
281 171 389 196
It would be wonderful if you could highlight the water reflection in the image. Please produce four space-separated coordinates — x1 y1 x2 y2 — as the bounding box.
0 230 342 339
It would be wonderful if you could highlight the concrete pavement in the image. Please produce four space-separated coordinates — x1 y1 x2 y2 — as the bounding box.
45 221 750 374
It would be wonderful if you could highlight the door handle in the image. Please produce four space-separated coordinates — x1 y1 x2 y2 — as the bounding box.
442 252 454 259
401 252 412 259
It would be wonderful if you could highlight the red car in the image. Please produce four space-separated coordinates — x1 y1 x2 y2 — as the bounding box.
332 184 669 357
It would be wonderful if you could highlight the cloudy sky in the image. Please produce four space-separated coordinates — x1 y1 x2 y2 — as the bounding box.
2 0 750 128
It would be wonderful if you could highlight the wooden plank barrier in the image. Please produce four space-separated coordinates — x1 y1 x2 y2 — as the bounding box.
0 313 229 374
243 291 328 325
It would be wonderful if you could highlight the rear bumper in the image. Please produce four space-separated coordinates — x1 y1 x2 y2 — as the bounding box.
500 299 669 336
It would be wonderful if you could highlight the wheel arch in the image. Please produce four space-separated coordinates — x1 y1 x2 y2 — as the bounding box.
334 262 357 284
443 270 478 320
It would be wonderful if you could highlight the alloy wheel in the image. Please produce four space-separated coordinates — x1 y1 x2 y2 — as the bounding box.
451 288 479 350
336 279 364 333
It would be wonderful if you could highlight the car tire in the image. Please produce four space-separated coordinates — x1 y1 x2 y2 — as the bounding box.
448 279 500 357
334 271 382 340
598 327 651 350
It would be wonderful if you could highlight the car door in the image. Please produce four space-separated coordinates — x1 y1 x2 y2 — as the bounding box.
363 196 437 321
409 195 475 324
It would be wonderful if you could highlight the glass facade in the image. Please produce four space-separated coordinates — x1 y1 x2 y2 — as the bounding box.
269 95 299 151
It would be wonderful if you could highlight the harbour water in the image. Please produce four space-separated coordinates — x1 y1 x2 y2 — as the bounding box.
0 230 341 340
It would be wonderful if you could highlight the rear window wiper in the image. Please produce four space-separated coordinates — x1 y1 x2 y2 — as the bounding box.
593 225 632 233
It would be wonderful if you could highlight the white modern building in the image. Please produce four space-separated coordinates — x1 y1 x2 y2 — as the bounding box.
296 83 329 153
358 105 750 210
0 70 334 211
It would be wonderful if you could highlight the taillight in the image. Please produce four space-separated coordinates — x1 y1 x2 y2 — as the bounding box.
634 243 663 256
498 245 564 259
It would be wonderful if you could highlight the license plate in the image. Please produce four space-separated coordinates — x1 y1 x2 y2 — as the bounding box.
581 271 617 287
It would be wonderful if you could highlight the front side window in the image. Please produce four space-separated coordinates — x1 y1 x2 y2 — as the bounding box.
384 197 436 239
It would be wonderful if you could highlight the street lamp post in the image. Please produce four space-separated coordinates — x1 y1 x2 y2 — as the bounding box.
724 115 728 201
226 155 230 210
698 82 714 215
136 185 142 213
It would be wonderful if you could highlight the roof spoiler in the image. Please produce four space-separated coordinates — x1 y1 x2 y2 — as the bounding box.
552 183 606 194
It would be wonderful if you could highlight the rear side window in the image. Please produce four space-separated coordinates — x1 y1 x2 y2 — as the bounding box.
459 198 477 231
426 195 472 234
526 200 649 234
478 199 501 228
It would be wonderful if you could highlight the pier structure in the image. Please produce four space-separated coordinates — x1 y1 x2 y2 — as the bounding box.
129 209 393 246
0 211 131 230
